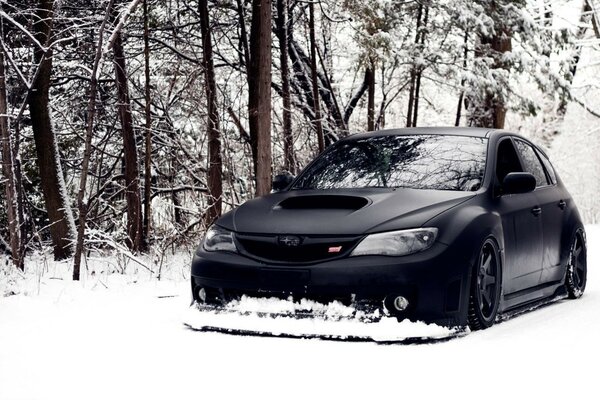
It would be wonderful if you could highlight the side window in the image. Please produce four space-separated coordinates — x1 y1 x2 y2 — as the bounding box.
535 148 557 185
514 140 549 187
496 138 523 183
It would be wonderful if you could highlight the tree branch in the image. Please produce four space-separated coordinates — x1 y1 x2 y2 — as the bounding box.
227 106 251 143
0 10 47 51
343 69 370 126
587 0 600 39
573 96 600 118
103 0 143 53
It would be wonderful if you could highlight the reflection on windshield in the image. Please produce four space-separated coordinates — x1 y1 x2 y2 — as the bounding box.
293 134 487 191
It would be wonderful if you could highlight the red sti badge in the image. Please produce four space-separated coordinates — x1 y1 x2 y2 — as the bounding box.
328 246 343 253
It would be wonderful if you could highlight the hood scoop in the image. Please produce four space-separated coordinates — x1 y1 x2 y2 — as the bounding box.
275 195 369 211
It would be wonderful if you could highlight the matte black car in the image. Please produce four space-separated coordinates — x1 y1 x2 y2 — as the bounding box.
191 128 587 329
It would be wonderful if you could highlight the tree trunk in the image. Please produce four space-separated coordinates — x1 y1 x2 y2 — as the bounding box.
285 35 346 138
412 7 428 127
276 0 295 173
366 62 375 131
235 0 251 69
73 0 114 280
199 0 223 226
248 0 272 196
376 64 387 130
0 51 22 270
405 5 423 128
142 0 152 246
113 31 142 251
343 69 369 128
308 1 325 152
316 44 347 134
412 71 422 127
455 30 469 126
28 0 76 260
405 70 416 128
467 3 512 129
489 32 511 129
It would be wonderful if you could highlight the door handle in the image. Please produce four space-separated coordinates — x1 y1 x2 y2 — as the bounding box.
558 200 566 210
531 206 542 216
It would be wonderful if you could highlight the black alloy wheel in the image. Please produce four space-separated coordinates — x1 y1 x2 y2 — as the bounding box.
566 229 587 299
468 238 502 331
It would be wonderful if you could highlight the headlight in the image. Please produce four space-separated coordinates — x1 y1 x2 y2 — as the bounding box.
202 225 237 252
350 228 438 257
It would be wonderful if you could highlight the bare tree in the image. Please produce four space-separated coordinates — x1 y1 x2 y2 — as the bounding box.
406 4 427 128
411 6 428 128
343 70 369 128
28 0 76 260
276 0 295 173
113 30 142 251
142 0 152 245
455 30 469 126
0 49 22 270
366 60 375 131
308 1 324 152
199 0 222 226
73 0 115 281
248 0 272 196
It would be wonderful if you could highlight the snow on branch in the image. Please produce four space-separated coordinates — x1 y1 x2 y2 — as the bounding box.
0 10 47 51
0 234 11 255
87 230 154 274
0 40 29 88
103 0 143 54
574 96 600 119
587 0 600 39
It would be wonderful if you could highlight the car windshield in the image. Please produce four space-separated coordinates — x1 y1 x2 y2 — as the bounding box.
293 134 487 191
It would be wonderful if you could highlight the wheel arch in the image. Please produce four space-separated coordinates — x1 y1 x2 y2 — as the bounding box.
559 205 586 269
426 203 505 269
426 203 505 324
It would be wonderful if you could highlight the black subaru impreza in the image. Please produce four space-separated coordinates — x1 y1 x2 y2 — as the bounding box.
191 127 587 329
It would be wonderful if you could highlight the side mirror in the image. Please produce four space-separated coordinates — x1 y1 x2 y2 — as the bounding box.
272 172 294 192
502 172 536 195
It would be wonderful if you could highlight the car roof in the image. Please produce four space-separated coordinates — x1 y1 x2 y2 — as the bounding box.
346 127 497 140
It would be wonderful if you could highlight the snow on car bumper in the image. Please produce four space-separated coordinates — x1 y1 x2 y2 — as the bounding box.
191 242 472 326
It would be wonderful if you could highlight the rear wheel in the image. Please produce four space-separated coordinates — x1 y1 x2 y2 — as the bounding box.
566 229 587 299
468 238 502 331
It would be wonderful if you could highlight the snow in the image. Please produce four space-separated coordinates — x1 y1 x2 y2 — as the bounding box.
184 299 457 342
1 226 599 400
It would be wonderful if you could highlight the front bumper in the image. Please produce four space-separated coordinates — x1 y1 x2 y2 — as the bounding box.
191 242 472 326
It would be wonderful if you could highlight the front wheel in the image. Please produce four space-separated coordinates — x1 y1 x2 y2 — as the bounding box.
566 229 587 299
468 238 502 331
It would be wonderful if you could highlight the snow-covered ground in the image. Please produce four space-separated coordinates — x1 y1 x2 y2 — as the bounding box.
1 226 598 400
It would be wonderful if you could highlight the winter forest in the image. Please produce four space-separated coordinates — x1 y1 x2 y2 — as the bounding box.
2 1 600 399
1 0 599 273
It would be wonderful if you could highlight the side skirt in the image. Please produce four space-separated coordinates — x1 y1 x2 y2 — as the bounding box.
500 280 564 313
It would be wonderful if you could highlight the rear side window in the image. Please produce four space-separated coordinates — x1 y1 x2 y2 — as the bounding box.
514 139 549 187
535 149 557 185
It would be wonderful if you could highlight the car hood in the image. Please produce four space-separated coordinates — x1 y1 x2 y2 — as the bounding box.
216 188 475 235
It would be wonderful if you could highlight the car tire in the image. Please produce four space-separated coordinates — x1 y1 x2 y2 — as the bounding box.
468 238 502 331
566 228 587 299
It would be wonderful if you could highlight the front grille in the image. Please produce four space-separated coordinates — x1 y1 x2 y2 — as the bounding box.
235 233 362 263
